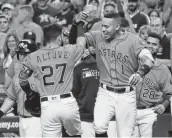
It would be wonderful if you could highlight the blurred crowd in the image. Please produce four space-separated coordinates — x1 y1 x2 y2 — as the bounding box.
0 0 171 122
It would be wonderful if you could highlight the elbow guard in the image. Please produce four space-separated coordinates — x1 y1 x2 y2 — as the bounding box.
137 64 150 78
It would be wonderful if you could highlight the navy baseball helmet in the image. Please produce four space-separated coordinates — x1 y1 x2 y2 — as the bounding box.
23 31 36 42
17 39 37 54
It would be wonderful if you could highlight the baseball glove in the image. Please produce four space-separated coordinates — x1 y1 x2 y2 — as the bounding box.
24 91 41 117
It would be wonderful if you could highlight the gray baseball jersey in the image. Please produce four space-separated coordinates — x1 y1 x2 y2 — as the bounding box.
85 31 144 87
23 44 84 97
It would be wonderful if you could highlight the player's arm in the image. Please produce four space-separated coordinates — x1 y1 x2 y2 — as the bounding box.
129 37 155 86
19 64 33 96
0 81 17 118
160 67 172 107
154 67 172 114
129 48 154 85
4 60 15 89
137 48 154 77
0 97 15 118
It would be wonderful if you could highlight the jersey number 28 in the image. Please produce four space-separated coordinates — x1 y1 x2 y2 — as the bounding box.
41 63 66 86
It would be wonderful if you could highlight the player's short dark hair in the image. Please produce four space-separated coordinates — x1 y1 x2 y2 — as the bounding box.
43 23 63 44
104 12 123 24
148 32 162 44
104 12 121 19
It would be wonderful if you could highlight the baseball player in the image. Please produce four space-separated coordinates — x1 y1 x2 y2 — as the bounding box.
74 12 155 137
133 32 172 137
72 48 117 138
18 23 85 137
0 40 42 137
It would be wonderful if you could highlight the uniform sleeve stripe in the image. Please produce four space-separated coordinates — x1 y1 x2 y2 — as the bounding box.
5 91 17 101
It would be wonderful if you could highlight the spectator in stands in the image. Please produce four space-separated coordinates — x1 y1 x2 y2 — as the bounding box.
139 0 159 14
88 0 99 9
1 3 14 20
127 0 150 32
0 15 10 87
150 17 172 67
17 0 33 5
0 15 10 50
91 2 118 31
32 0 61 27
96 0 118 19
148 9 160 21
162 0 172 33
70 0 85 13
138 25 151 42
55 0 76 30
3 33 19 70
14 5 43 48
5 0 18 7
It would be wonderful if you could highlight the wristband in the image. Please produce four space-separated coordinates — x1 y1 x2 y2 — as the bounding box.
137 64 150 78
0 110 4 118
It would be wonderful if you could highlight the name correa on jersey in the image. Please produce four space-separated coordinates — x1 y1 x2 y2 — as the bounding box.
99 48 128 62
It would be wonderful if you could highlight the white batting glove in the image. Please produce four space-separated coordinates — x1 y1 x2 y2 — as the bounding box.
129 73 143 86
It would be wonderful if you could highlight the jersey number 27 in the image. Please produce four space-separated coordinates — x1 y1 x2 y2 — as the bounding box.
41 63 66 86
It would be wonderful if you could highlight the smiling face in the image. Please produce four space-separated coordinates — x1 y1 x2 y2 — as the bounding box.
101 17 120 40
7 36 17 52
146 36 160 55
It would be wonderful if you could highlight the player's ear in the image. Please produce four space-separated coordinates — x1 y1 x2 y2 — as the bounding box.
56 34 63 46
115 24 120 31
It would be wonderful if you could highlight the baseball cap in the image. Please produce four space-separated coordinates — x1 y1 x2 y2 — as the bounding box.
1 3 14 11
23 31 36 42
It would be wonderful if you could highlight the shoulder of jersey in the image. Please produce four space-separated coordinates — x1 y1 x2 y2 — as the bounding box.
154 61 170 73
63 44 76 49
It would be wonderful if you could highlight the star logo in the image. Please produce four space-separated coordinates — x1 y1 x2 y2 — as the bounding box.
39 14 49 23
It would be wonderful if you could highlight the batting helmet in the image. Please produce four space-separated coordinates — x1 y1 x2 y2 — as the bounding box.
16 39 37 59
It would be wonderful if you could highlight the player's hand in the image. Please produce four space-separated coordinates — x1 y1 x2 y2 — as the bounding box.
153 104 165 114
129 73 143 86
73 12 88 24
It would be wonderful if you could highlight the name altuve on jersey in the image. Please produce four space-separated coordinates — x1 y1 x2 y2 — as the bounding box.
36 50 70 63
